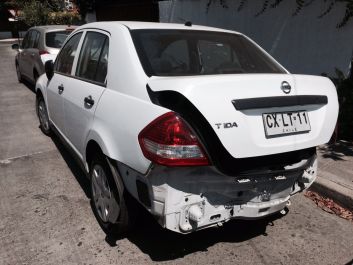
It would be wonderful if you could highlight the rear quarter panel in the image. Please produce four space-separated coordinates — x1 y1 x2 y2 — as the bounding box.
87 89 168 174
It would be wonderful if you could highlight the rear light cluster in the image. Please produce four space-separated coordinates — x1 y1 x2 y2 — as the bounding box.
39 50 49 55
138 112 210 166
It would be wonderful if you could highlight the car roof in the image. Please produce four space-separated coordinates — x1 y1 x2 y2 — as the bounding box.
78 21 240 35
29 25 78 33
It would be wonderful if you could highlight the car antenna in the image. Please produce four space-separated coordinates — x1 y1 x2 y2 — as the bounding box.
184 21 192 27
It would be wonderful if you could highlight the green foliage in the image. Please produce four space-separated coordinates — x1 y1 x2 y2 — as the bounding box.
21 1 50 26
8 0 80 26
331 69 353 140
206 0 353 28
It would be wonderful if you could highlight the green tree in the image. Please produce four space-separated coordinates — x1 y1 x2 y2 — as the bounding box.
7 0 81 26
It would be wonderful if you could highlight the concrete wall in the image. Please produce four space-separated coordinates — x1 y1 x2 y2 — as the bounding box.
159 0 353 76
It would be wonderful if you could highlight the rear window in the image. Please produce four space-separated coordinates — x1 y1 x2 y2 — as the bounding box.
131 29 286 76
45 30 72 48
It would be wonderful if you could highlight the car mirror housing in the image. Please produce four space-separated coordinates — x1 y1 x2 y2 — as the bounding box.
11 43 19 50
45 60 54 81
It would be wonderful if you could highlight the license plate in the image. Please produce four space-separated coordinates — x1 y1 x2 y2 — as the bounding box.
262 111 311 137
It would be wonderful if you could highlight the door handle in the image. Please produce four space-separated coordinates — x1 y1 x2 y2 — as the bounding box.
31 53 35 57
84 95 94 106
58 84 64 94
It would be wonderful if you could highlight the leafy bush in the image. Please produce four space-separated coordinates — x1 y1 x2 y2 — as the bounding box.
331 69 353 140
10 0 81 26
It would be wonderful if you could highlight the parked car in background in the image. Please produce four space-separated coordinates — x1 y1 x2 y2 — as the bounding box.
36 22 338 236
12 25 76 85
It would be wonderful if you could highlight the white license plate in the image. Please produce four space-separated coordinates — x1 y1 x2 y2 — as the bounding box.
262 111 311 137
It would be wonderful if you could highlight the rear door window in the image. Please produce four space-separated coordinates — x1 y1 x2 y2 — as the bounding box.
75 31 109 84
33 31 40 48
46 30 73 48
21 32 30 49
55 32 82 75
27 30 36 48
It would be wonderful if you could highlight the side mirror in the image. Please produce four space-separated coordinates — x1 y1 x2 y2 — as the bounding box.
45 60 54 80
11 43 19 50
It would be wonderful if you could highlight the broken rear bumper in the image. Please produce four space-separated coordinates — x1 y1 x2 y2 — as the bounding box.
119 153 317 233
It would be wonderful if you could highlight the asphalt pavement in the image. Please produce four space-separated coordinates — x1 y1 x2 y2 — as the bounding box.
0 42 352 265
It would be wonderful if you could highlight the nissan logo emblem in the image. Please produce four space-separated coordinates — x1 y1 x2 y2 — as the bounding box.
281 81 291 94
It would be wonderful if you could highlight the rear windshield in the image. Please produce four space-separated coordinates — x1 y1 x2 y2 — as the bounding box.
45 30 72 48
131 29 286 76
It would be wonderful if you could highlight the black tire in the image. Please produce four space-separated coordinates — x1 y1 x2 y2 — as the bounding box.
90 154 135 237
33 70 39 85
36 96 51 136
15 63 22 83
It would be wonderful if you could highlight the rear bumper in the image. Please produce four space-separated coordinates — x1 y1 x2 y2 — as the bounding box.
118 153 317 234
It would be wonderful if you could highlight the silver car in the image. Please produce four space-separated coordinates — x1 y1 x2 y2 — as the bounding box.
12 25 76 84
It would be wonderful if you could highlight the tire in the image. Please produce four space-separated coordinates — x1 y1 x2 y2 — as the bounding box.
36 96 51 135
33 70 39 85
90 154 135 237
15 63 22 83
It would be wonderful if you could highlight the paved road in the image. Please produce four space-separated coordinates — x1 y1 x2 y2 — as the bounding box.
0 43 352 265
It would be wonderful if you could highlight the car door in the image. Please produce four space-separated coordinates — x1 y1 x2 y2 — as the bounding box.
19 30 35 79
46 32 83 137
63 30 109 156
26 30 40 82
17 31 29 75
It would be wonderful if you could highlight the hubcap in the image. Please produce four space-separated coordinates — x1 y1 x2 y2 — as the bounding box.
91 164 119 223
38 100 50 131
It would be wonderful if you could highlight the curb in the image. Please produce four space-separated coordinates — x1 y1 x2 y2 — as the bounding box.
309 176 353 212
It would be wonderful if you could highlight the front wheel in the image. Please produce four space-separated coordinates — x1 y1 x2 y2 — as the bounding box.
90 155 134 236
36 96 51 135
15 63 22 83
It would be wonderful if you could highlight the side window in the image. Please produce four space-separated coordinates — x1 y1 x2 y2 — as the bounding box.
75 32 109 84
27 31 36 48
55 32 82 75
22 31 31 49
33 31 40 48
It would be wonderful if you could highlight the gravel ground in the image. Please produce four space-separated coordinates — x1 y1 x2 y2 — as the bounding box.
0 43 352 265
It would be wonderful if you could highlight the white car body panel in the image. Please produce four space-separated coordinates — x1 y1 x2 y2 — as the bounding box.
46 73 67 133
35 21 339 234
89 88 168 174
148 74 338 158
63 77 106 155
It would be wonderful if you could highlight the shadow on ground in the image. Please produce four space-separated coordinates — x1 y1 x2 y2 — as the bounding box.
318 140 353 161
21 78 36 93
124 211 282 261
50 133 91 198
47 124 285 262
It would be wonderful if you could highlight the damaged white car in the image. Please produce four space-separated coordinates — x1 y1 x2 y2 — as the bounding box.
35 21 338 235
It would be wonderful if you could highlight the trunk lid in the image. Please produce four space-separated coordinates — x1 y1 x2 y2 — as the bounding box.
148 74 338 158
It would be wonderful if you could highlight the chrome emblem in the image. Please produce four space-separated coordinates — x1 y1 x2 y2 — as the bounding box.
281 81 291 94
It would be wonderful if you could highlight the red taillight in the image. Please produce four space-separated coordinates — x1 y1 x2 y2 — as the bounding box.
138 112 210 166
39 50 49 55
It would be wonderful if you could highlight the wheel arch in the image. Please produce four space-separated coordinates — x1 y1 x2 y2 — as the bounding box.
84 130 119 172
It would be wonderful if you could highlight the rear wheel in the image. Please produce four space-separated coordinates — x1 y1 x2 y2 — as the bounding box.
15 63 22 83
90 154 134 236
33 70 39 85
36 96 51 135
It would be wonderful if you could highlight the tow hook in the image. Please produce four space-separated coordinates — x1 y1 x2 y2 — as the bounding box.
280 200 291 215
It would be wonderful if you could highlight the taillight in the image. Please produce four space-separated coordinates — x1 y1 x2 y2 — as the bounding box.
39 50 49 55
138 112 210 166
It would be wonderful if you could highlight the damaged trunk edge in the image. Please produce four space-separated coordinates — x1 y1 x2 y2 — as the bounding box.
146 84 316 177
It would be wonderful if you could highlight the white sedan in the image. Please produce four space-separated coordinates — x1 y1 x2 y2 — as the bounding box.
35 21 338 235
